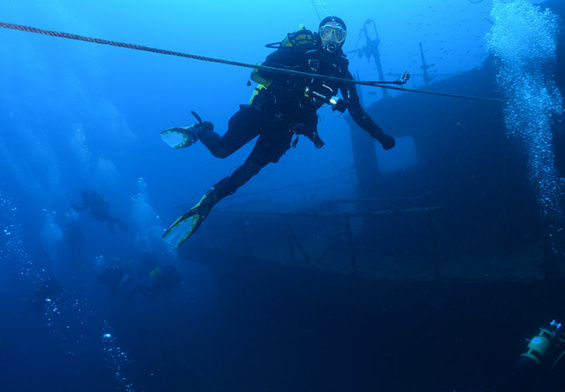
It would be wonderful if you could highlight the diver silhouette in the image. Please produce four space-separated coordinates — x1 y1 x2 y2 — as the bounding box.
96 261 133 295
71 189 129 235
126 263 182 302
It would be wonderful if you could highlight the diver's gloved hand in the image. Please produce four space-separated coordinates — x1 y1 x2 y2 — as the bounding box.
365 121 395 150
377 134 396 150
188 110 214 138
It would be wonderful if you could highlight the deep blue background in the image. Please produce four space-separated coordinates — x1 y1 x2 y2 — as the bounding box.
0 1 559 391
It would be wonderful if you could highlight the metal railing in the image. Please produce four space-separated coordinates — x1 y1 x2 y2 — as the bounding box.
209 205 443 279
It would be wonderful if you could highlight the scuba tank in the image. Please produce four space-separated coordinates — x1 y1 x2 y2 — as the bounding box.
521 321 560 365
249 25 319 104
506 320 563 391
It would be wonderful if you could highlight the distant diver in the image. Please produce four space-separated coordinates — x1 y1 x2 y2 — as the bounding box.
96 261 132 295
126 263 182 302
71 189 129 235
161 16 396 247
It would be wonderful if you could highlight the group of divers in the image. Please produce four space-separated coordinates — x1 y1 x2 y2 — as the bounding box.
31 188 182 313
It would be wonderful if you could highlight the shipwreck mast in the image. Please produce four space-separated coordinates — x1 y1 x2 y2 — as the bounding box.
347 19 387 199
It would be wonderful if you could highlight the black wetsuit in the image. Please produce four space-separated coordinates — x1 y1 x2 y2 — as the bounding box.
198 42 391 203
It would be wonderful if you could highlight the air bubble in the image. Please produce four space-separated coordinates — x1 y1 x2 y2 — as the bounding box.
488 0 564 218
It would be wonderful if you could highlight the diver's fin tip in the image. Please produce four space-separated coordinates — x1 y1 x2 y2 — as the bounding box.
190 110 203 124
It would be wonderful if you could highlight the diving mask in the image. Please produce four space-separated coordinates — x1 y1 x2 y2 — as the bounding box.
320 25 347 44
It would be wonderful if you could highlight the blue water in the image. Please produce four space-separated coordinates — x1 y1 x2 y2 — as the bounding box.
0 0 562 391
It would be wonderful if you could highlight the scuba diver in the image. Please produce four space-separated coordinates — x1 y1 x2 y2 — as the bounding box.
161 16 396 247
96 262 133 295
126 263 182 302
71 189 129 235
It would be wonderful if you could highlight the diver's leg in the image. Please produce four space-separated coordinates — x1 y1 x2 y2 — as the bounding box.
138 285 153 299
126 284 152 302
210 124 293 203
199 105 264 159
113 217 129 232
125 284 141 302
162 124 293 247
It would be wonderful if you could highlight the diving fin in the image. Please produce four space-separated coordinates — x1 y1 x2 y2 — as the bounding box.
160 111 205 149
162 209 204 247
160 127 197 149
162 189 216 247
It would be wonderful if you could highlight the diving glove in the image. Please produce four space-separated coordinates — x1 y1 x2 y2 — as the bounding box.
160 111 213 149
162 186 218 247
378 134 396 150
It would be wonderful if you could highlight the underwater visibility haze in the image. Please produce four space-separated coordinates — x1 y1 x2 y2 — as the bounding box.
1 0 564 391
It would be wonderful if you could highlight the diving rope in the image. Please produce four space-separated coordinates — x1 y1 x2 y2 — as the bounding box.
0 22 503 102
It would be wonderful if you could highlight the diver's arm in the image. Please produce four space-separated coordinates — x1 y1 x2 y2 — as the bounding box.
342 71 395 150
